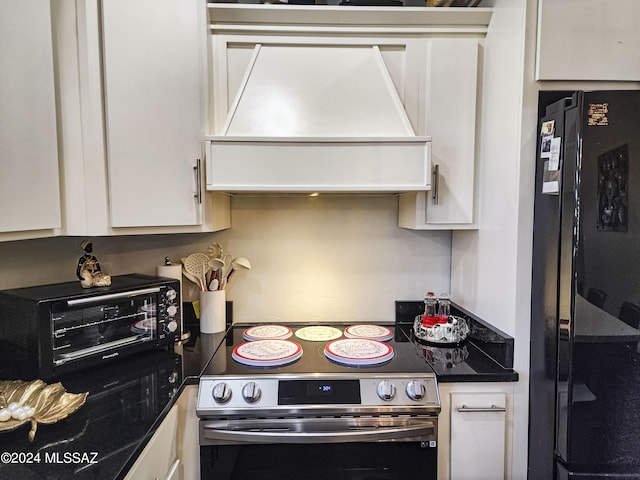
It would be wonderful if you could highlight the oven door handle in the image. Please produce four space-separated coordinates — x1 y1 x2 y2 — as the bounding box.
66 287 161 306
200 418 436 444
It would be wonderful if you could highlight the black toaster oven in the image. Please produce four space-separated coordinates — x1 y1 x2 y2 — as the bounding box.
0 274 180 379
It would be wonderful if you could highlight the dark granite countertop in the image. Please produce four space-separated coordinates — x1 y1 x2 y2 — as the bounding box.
0 302 516 479
395 301 519 383
0 331 224 480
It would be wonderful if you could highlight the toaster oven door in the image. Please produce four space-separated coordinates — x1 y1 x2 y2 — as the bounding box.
50 287 160 367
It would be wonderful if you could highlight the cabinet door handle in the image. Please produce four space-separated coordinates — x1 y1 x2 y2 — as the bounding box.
193 158 202 204
432 164 439 205
457 404 505 413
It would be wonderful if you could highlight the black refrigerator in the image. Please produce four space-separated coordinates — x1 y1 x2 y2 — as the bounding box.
529 90 640 480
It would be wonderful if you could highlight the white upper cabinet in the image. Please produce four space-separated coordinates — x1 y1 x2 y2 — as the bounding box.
205 5 490 195
0 0 61 239
102 0 205 227
53 0 230 235
536 0 640 81
398 38 480 229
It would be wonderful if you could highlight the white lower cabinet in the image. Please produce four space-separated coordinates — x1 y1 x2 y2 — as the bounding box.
124 384 200 480
439 384 510 480
176 385 200 480
124 404 180 480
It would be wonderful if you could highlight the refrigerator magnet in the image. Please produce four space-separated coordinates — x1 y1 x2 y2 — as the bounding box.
542 161 561 195
541 134 553 159
540 120 555 136
548 137 562 171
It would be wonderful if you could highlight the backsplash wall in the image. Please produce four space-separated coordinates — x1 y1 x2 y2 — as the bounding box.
0 196 451 323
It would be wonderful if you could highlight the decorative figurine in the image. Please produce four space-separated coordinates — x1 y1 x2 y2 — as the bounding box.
76 239 111 288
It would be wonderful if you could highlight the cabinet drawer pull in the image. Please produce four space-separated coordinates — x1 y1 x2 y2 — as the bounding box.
457 404 505 413
193 158 202 204
432 163 440 205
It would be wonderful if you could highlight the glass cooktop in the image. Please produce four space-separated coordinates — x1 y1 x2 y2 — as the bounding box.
201 323 435 377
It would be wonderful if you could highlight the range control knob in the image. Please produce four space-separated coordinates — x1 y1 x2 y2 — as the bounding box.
405 380 426 401
242 382 262 404
166 288 177 301
167 305 178 317
376 380 396 401
212 382 231 404
166 320 178 333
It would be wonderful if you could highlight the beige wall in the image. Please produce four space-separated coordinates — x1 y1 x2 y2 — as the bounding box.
0 195 451 324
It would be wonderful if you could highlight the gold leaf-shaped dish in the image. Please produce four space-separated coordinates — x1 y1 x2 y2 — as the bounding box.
0 380 88 441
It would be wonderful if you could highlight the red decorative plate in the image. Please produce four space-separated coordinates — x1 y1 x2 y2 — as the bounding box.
324 338 394 366
243 325 293 341
232 339 303 367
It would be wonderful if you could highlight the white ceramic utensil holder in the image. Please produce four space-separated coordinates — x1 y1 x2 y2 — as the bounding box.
199 290 226 334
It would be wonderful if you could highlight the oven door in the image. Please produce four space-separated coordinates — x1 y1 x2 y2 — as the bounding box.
50 287 160 368
200 415 438 480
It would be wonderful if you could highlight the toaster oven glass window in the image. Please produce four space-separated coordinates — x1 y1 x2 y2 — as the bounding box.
51 293 157 366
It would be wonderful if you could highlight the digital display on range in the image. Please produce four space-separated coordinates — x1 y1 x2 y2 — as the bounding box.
315 384 332 394
278 380 361 405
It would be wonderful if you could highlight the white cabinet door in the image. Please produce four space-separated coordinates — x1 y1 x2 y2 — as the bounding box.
176 384 199 480
536 0 640 81
102 0 203 227
449 391 506 480
399 38 479 230
124 405 180 480
0 0 61 236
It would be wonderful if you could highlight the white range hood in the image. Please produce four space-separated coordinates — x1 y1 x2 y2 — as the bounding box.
205 33 431 193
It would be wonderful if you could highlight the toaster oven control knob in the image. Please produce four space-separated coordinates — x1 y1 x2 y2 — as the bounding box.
376 380 396 401
166 320 178 333
167 305 178 317
212 382 231 404
166 288 177 301
241 382 261 404
405 380 426 401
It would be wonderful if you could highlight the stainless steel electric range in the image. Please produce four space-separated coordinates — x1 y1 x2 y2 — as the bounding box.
196 323 440 480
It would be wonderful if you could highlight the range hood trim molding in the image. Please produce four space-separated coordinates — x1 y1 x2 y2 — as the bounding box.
205 138 432 193
205 136 432 143
207 4 493 35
